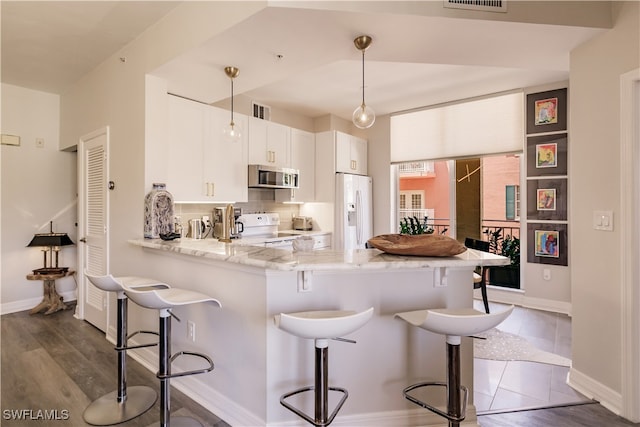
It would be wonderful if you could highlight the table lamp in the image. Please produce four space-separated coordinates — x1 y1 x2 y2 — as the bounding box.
27 221 74 274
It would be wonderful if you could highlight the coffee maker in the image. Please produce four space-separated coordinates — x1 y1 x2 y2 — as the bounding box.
213 205 243 241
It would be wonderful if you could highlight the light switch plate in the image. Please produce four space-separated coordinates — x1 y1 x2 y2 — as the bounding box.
1 134 20 146
593 210 613 231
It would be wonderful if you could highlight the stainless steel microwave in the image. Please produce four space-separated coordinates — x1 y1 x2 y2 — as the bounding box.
248 164 299 189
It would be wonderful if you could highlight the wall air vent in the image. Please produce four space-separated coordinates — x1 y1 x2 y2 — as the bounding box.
252 101 271 121
444 0 507 13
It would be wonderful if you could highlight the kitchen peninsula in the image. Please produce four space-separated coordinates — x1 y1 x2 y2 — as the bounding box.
128 238 508 426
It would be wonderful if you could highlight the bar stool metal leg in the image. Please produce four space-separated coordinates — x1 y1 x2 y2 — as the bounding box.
83 296 157 425
447 341 462 427
280 339 349 427
315 345 328 423
401 339 468 426
159 310 171 427
154 309 210 427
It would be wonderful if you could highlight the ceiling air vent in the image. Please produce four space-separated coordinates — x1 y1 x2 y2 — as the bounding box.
444 0 507 13
252 101 271 121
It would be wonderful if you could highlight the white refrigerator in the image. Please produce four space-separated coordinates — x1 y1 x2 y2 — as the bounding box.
334 173 373 250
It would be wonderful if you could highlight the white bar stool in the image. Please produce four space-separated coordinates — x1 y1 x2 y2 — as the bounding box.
275 307 374 426
124 285 221 427
83 273 170 425
395 305 514 427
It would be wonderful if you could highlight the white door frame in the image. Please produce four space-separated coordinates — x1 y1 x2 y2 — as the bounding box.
76 127 110 325
620 67 640 422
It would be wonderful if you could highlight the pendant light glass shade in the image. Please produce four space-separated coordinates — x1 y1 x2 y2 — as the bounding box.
352 35 375 129
353 103 375 129
223 66 242 143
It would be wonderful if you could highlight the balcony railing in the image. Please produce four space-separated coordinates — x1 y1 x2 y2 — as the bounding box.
481 219 520 241
398 209 450 235
397 211 521 241
398 161 435 176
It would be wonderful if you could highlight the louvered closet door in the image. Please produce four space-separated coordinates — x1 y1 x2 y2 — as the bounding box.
80 128 109 332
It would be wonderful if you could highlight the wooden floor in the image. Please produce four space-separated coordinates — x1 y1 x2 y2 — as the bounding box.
1 305 638 427
478 403 640 427
0 304 229 426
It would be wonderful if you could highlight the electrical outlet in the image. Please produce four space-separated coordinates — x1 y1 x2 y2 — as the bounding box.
187 321 196 342
543 268 551 281
36 138 44 148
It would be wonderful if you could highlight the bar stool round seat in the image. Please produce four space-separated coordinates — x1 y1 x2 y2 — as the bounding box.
275 309 374 340
125 287 220 311
124 285 221 427
395 305 514 427
83 273 170 426
275 307 374 427
395 307 513 343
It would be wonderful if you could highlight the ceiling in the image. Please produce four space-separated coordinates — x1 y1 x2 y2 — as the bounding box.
1 1 180 94
2 2 606 123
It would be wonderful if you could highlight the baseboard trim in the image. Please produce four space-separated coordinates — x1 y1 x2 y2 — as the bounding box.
475 288 572 315
1 291 77 315
568 367 622 416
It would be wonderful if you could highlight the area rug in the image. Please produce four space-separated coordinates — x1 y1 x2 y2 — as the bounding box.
474 328 571 367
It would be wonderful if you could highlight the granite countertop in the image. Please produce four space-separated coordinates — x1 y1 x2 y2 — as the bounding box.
129 237 509 272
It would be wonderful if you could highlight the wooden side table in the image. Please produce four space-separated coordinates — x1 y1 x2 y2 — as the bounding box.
26 270 75 315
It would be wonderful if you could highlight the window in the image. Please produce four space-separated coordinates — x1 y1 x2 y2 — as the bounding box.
399 190 427 219
411 193 422 210
505 185 521 220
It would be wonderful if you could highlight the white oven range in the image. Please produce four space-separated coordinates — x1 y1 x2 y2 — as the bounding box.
237 213 300 249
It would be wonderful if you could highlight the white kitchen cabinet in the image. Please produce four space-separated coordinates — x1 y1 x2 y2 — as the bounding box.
248 117 290 167
315 130 368 202
275 128 315 203
203 106 248 202
335 131 367 175
312 233 331 249
167 95 248 202
167 95 208 202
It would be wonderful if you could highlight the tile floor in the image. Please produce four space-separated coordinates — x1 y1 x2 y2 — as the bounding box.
473 300 591 414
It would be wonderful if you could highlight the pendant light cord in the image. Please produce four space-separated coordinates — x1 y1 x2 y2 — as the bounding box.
361 50 366 106
230 78 235 126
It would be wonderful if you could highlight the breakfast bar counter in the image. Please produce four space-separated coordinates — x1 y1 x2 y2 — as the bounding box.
128 237 507 272
126 238 508 426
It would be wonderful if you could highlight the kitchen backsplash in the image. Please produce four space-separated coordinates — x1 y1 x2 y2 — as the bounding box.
174 189 300 232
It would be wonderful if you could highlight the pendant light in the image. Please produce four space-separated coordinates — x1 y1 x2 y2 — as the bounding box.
352 35 375 129
223 66 242 143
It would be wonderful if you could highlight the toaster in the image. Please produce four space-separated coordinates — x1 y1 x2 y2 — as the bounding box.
292 216 313 231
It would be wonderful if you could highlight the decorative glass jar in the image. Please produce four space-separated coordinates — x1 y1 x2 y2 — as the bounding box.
144 183 174 238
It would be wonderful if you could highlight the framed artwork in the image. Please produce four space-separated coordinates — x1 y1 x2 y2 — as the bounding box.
527 178 567 220
527 134 567 177
536 143 557 168
527 88 567 134
537 189 556 211
534 230 559 257
527 223 568 266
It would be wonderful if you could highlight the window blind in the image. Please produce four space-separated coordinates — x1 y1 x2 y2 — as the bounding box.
390 91 524 163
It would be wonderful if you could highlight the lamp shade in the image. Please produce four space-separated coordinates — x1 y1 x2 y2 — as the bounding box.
27 233 74 247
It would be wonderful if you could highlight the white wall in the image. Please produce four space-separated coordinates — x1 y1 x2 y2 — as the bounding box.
1 83 78 314
60 2 265 277
569 0 639 414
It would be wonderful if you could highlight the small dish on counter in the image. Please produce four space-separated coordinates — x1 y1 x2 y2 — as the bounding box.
367 234 467 257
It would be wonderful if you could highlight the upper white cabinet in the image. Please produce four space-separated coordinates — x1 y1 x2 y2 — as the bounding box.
167 95 248 203
248 117 290 167
315 130 368 202
203 106 248 202
167 95 207 202
335 131 367 175
275 128 315 203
